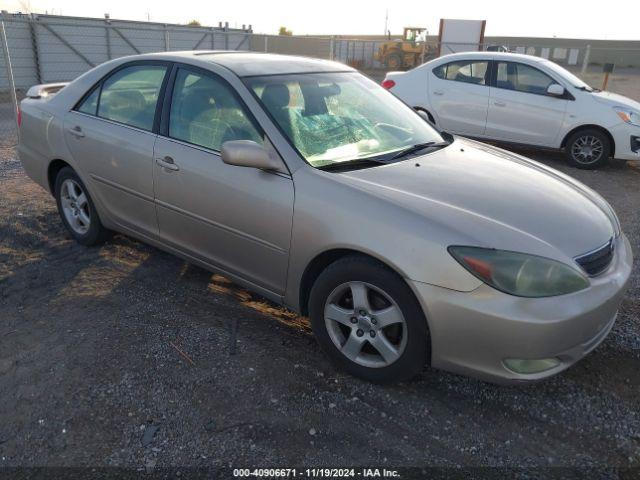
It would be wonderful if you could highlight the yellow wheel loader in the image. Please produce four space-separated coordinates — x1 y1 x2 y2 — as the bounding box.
376 27 432 70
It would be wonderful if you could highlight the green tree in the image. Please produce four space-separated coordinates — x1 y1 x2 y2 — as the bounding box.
187 20 201 27
278 26 292 36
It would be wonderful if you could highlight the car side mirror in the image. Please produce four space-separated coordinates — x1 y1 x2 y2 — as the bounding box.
547 84 566 97
440 130 454 143
221 140 282 171
415 109 430 123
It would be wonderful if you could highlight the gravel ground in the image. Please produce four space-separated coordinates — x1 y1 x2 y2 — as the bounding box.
0 143 639 475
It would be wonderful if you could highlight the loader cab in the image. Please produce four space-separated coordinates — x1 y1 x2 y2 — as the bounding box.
403 27 426 45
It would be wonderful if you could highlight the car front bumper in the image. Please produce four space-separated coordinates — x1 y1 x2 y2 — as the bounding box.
410 234 633 384
610 123 640 161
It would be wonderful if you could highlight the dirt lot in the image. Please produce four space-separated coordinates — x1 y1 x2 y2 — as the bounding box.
1 142 639 475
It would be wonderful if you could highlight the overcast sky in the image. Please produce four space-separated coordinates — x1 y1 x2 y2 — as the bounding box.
4 0 639 40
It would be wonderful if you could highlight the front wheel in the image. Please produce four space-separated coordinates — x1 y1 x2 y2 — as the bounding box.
385 53 403 70
565 129 611 169
309 256 429 383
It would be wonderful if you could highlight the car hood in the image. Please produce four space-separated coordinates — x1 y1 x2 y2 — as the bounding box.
341 139 616 259
591 90 640 111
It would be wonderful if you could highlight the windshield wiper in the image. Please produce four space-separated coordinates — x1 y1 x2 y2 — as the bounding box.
318 157 390 172
389 141 450 161
317 140 452 171
576 85 599 92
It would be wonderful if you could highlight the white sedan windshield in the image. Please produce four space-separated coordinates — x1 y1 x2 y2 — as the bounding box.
542 60 593 90
246 72 444 167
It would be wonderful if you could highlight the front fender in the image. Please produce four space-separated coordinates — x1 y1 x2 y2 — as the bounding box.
284 167 484 311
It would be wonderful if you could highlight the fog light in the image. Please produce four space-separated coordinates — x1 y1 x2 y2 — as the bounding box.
503 357 561 374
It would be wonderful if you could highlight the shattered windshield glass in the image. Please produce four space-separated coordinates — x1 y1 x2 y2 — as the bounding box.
245 72 444 168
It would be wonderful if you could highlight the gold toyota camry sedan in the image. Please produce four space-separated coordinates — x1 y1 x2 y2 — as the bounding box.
18 51 632 384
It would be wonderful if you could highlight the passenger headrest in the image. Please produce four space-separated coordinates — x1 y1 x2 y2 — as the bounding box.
261 84 290 109
179 89 211 118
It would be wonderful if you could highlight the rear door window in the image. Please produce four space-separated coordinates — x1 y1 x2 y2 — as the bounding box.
434 61 489 85
96 64 167 131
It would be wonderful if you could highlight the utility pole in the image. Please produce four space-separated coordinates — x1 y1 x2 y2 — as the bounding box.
384 9 388 35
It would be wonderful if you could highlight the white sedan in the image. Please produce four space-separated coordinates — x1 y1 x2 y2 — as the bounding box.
383 52 640 169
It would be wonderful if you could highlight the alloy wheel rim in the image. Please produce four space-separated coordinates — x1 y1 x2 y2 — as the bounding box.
324 281 407 368
60 179 91 235
571 135 604 164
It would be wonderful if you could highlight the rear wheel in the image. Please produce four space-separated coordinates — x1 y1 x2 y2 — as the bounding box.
309 256 429 383
565 128 611 169
54 167 110 246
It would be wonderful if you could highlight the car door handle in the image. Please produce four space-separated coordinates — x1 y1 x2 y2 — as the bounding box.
67 126 85 138
156 156 179 171
433 91 444 96
493 101 507 107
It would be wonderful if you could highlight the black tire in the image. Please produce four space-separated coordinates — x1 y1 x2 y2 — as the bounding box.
385 53 403 70
54 167 111 246
309 255 430 383
564 128 611 169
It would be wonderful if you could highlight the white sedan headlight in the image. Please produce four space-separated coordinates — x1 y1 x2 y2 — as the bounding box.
614 107 640 126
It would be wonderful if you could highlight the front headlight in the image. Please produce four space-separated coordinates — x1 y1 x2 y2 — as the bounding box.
614 106 640 127
448 247 589 297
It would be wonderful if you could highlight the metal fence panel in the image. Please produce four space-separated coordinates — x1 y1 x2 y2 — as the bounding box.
0 19 22 148
0 13 253 148
0 13 252 90
2 17 37 88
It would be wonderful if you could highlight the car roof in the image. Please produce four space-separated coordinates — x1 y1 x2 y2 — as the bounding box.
433 51 548 64
142 51 356 77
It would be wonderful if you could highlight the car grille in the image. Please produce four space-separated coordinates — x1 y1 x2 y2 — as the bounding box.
575 238 615 276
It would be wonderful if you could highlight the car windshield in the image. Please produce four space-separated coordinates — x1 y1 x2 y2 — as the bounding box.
245 72 444 168
541 60 594 91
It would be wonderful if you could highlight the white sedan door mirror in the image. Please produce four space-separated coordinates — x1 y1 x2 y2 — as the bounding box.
547 84 566 97
416 109 430 122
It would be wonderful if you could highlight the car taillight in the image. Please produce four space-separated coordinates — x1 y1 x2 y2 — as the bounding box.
381 79 396 90
17 106 22 128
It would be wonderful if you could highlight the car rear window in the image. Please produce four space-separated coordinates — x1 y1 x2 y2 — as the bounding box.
433 60 489 85
76 64 168 131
